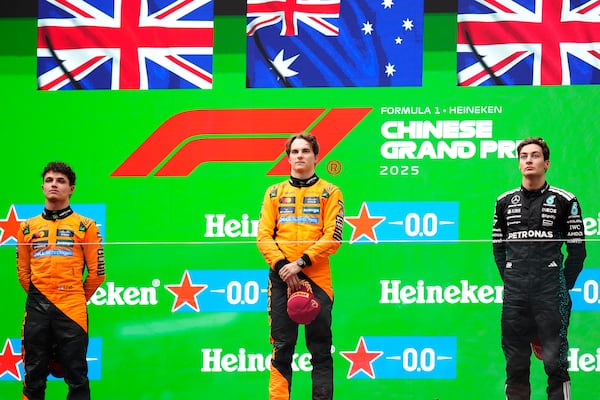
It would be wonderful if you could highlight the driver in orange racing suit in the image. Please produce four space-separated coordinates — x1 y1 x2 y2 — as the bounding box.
17 161 105 400
257 133 344 400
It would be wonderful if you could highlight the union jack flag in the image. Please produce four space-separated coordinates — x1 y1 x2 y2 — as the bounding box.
247 0 341 36
246 0 424 88
37 0 214 90
457 0 600 86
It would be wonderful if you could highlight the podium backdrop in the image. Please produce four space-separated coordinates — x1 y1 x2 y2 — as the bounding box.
1 13 599 399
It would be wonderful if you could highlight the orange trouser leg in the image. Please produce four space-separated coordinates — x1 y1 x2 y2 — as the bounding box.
269 363 290 400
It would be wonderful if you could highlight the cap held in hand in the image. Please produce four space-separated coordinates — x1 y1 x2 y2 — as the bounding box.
287 280 321 325
48 357 64 378
48 344 64 378
531 336 543 360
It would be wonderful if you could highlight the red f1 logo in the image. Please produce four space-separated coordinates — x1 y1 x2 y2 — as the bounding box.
111 108 372 176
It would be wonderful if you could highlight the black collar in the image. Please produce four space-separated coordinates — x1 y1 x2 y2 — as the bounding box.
42 206 74 220
289 174 319 188
521 182 549 197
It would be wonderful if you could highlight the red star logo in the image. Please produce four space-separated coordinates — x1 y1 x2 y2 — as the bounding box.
164 270 207 312
0 338 23 380
345 203 385 243
0 205 25 245
340 336 383 379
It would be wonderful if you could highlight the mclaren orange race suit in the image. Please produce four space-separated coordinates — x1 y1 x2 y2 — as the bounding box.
17 207 105 400
257 175 344 400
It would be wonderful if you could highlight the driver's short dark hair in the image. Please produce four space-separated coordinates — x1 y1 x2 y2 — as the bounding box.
42 161 76 185
285 133 320 156
517 137 550 160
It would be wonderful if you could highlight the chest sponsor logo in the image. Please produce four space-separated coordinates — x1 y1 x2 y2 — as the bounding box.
507 230 554 239
57 229 75 237
302 206 321 214
303 196 320 204
278 206 295 214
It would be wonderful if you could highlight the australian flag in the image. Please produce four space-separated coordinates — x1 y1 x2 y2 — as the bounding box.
37 0 214 90
457 0 600 86
246 0 424 88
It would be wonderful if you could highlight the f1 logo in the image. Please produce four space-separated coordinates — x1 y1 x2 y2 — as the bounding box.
111 108 372 176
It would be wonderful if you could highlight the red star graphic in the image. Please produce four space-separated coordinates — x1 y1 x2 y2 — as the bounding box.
0 205 25 245
340 336 383 379
0 338 23 380
164 270 207 312
345 202 385 243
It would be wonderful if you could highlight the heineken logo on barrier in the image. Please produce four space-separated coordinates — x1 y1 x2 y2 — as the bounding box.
200 348 312 373
111 108 371 177
380 280 504 305
201 202 459 242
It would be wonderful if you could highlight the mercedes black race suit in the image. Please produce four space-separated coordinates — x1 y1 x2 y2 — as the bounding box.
17 207 105 400
257 175 344 400
492 182 586 400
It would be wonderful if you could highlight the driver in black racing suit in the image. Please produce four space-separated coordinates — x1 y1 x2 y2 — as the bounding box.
492 137 586 400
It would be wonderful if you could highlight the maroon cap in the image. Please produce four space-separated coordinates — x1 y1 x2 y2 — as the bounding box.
287 280 321 325
531 336 543 360
48 357 64 378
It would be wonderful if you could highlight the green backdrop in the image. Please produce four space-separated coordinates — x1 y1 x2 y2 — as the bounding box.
1 14 599 399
